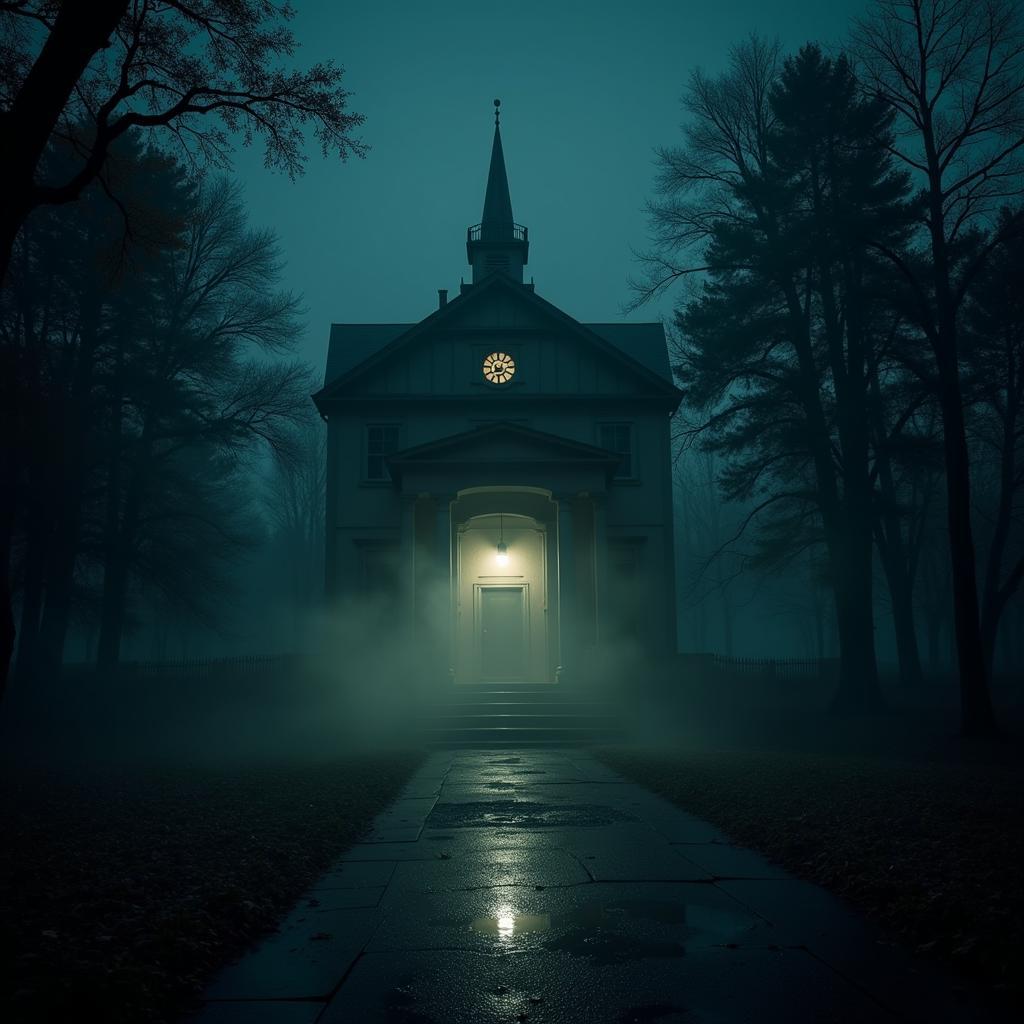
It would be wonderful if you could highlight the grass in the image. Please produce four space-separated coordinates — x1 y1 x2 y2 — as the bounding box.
600 742 1023 1010
0 753 421 1024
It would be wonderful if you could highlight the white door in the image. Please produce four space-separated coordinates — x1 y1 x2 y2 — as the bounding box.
479 586 527 679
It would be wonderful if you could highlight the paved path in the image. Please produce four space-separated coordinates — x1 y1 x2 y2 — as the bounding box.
189 750 995 1023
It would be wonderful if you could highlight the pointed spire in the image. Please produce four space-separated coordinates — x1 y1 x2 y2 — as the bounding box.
466 99 529 285
481 99 514 238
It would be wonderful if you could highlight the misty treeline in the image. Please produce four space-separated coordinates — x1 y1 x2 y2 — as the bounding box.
0 0 364 693
637 0 1024 734
0 133 326 688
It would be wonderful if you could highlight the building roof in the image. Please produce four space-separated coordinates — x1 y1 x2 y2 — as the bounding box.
322 317 672 388
585 323 672 380
323 323 410 386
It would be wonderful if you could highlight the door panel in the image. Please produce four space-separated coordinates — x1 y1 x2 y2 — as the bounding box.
480 586 526 679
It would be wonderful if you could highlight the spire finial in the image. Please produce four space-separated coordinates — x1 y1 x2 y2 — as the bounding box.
494 98 501 126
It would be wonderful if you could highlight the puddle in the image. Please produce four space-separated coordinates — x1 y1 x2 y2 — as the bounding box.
429 799 636 830
465 898 752 962
470 911 553 938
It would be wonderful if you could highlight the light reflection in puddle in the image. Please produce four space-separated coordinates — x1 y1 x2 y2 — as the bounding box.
471 905 552 939
468 899 752 949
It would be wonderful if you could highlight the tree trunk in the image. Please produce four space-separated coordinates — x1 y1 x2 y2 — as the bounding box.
926 609 941 673
889 571 924 690
868 369 925 689
0 1 129 283
0 520 13 703
96 416 150 667
936 359 995 734
876 533 925 689
829 526 883 713
35 535 77 673
96 545 130 667
918 128 996 733
978 388 1022 674
0 341 18 702
14 513 47 671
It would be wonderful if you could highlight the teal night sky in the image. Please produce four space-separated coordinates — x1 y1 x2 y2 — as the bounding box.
232 0 868 373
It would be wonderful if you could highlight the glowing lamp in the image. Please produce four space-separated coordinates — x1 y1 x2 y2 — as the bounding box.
495 512 509 567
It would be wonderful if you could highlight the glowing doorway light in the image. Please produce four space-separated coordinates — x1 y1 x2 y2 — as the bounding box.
495 512 509 567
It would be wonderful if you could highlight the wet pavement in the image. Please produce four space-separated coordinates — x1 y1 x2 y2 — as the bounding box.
188 750 997 1023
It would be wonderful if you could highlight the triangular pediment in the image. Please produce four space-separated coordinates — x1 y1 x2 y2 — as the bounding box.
314 273 680 405
387 422 620 478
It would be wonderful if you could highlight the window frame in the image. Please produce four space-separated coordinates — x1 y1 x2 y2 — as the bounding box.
362 422 401 484
597 421 637 481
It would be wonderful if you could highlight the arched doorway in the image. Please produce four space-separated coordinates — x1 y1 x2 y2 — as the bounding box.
453 488 556 682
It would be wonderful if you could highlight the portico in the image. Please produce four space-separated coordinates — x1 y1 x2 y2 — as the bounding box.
385 423 619 682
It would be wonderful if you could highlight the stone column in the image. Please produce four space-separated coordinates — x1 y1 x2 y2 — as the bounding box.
556 494 576 683
434 494 454 683
398 493 418 631
592 494 609 643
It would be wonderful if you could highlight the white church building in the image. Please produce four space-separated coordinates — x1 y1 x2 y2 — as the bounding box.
313 103 681 684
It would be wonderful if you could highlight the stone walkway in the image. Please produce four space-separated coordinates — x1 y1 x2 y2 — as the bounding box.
188 750 996 1023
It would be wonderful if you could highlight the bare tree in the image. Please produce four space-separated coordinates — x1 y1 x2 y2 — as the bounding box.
1 0 365 691
264 406 326 646
963 215 1024 669
0 0 365 282
95 176 309 665
853 0 1024 733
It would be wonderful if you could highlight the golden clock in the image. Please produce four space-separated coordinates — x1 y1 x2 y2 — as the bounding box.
482 351 515 384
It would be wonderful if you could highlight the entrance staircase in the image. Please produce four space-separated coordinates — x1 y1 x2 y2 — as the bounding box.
424 681 623 748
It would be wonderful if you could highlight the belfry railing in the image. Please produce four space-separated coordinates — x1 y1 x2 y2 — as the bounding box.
467 222 528 243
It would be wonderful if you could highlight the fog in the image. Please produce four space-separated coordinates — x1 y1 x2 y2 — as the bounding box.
3 0 1023 764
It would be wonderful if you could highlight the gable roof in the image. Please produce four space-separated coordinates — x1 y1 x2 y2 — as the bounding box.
316 273 679 402
585 323 671 380
323 324 408 385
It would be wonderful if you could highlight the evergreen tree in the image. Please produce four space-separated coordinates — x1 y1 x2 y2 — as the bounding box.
654 43 918 711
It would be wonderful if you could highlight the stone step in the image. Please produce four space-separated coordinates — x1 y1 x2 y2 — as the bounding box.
435 701 612 712
424 681 624 747
424 724 620 747
442 688 602 702
433 713 617 729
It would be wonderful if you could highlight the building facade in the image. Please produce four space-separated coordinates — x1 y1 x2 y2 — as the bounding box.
313 105 681 684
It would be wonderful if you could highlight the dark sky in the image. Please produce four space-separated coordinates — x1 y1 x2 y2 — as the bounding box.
232 0 867 375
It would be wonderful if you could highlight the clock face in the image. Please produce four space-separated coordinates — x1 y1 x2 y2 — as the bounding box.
482 351 516 385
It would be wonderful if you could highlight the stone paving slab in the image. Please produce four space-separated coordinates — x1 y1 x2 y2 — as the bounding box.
382 846 590 895
365 878 772 955
317 947 897 1023
187 749 1002 1024
569 840 713 882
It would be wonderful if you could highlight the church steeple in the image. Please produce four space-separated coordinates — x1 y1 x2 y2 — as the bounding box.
466 99 529 285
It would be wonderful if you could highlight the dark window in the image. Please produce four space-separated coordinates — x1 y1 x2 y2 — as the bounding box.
599 422 634 479
366 424 400 481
